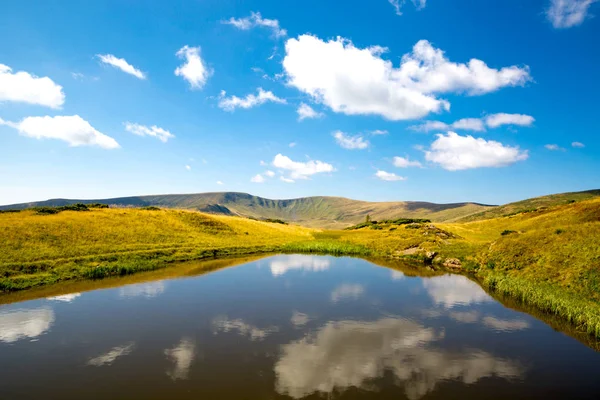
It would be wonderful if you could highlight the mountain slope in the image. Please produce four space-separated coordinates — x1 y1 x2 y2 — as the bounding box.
456 189 600 222
0 192 494 228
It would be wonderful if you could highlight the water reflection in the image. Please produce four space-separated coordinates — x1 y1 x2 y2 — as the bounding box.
290 311 311 327
330 283 365 302
448 311 530 332
119 282 165 298
87 342 135 366
0 307 55 343
269 255 330 276
165 338 196 380
275 317 523 399
422 274 492 308
47 293 81 302
212 316 279 340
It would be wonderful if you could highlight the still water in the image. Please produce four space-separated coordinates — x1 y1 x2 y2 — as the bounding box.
1 255 599 399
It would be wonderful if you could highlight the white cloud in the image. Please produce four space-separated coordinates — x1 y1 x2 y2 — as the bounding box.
88 342 135 366
265 170 276 177
216 180 224 185
223 11 287 38
185 165 191 171
124 122 174 142
251 174 265 183
164 338 195 380
375 170 406 181
0 64 65 108
260 160 267 166
545 144 565 151
0 307 55 343
547 0 598 28
0 115 120 149
269 255 330 276
425 132 528 171
422 274 492 308
393 156 422 168
280 176 295 183
274 317 523 400
47 293 81 302
175 45 211 89
283 36 530 121
212 316 279 340
333 131 369 150
330 284 365 302
370 129 388 135
484 113 535 128
97 54 146 79
297 103 324 121
389 0 426 15
272 153 334 180
289 142 297 147
218 88 286 111
572 141 585 148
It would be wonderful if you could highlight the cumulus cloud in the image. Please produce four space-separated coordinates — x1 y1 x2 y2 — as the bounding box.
0 307 55 343
124 122 174 142
393 156 422 168
425 132 528 171
375 170 406 181
274 317 523 399
212 316 279 340
164 338 196 380
0 115 120 149
251 174 265 183
265 170 276 177
333 131 369 150
297 103 324 121
482 316 530 332
0 64 65 108
484 113 535 128
412 113 534 132
422 274 492 308
218 88 286 111
572 141 585 148
88 342 135 366
546 0 598 28
272 153 334 180
216 181 224 185
269 255 330 276
280 176 295 183
223 11 287 38
283 36 530 121
175 45 211 89
97 54 146 79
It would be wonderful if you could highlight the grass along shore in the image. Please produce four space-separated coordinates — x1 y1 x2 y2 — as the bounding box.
1 199 599 339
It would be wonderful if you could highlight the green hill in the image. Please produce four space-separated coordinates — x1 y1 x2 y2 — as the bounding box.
456 189 600 222
0 192 493 228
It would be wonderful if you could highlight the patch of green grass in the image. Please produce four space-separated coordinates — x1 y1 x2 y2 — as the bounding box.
279 240 374 256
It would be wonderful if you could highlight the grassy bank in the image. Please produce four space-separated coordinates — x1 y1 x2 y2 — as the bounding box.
1 199 599 339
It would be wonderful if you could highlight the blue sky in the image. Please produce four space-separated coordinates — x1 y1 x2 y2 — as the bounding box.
1 0 599 205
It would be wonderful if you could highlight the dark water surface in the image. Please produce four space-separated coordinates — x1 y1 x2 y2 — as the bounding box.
1 255 599 399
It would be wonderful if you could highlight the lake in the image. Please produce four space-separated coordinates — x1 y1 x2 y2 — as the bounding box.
1 255 599 399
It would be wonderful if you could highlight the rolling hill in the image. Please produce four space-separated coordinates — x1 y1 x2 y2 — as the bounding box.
0 192 494 228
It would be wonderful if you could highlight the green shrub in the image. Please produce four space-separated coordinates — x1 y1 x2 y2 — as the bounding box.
263 218 287 225
501 230 517 236
141 206 161 211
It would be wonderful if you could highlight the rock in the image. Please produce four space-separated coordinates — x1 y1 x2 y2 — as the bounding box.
424 251 437 265
401 247 421 256
443 258 462 269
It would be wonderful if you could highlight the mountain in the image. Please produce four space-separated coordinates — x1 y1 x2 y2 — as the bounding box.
456 189 600 222
0 192 494 228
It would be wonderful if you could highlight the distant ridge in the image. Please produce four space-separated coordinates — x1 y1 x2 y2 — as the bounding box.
0 192 494 228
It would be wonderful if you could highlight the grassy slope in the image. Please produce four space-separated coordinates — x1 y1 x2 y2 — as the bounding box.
456 189 600 222
0 192 494 228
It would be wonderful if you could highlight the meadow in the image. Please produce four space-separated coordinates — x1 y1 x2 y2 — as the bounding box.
1 197 599 337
